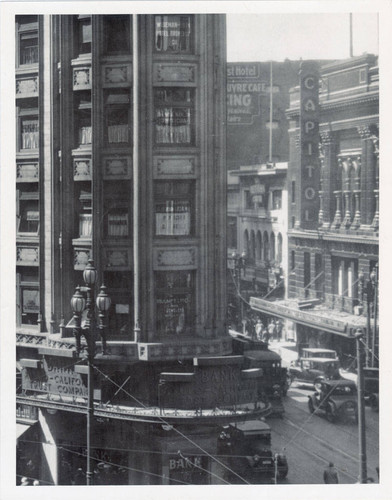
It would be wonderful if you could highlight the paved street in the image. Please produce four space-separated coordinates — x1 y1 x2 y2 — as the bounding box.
268 384 379 484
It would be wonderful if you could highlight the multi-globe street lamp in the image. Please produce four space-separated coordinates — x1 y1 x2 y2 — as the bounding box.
71 259 111 486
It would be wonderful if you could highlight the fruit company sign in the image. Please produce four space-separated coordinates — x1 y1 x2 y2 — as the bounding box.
227 63 267 125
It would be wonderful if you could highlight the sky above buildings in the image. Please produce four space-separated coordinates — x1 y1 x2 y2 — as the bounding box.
227 13 379 62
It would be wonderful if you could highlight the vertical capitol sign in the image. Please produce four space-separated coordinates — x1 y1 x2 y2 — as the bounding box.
299 61 320 229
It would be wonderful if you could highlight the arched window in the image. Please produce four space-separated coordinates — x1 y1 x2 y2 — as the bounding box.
256 231 262 261
244 229 249 256
250 230 256 262
263 231 269 262
277 233 283 264
270 232 275 262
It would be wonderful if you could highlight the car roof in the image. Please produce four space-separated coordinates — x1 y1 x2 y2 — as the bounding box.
301 357 338 363
231 420 271 435
302 348 336 354
245 350 281 361
322 379 356 387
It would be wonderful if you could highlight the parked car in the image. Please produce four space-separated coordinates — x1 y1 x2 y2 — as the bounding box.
288 357 341 387
308 379 358 423
363 367 379 411
300 348 338 359
218 420 288 483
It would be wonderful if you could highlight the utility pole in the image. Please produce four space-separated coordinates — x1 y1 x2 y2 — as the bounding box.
355 329 367 483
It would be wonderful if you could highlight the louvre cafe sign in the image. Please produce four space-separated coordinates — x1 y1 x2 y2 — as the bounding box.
227 63 267 125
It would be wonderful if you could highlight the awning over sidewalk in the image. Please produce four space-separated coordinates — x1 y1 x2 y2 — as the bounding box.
250 297 367 337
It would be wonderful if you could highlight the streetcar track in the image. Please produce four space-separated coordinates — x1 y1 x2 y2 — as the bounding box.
282 416 359 463
285 388 380 449
272 426 358 483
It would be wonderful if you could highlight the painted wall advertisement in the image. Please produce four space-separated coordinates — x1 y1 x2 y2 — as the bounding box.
227 63 267 125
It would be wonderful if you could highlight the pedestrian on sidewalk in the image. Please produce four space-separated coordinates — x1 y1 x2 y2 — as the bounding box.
255 319 263 341
323 462 339 484
268 319 276 341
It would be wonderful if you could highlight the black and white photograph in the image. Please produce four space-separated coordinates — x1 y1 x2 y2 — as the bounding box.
1 1 391 498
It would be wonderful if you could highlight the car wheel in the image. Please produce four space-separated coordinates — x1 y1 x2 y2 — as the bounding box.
326 405 335 423
308 398 315 414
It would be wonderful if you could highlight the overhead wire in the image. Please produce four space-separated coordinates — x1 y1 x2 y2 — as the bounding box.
92 363 250 484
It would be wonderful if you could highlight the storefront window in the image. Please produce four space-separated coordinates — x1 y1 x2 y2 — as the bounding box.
154 15 193 53
154 181 194 236
154 88 195 145
156 271 194 336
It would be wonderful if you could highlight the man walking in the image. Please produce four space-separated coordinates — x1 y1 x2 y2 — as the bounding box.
323 462 339 483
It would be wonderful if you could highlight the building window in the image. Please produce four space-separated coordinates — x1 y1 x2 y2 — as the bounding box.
17 191 39 235
103 184 130 239
315 253 323 298
332 257 358 299
291 216 295 229
291 181 295 203
104 271 132 336
243 229 249 256
77 16 91 55
154 181 194 236
103 15 131 54
272 190 282 210
291 250 295 270
270 232 275 262
154 88 195 145
16 16 39 67
256 231 262 261
250 230 256 262
154 15 193 53
155 271 195 336
263 231 269 262
244 190 253 210
228 217 237 249
19 116 39 150
277 233 283 264
105 92 131 146
16 268 39 326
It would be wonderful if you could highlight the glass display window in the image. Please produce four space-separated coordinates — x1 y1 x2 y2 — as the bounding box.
154 180 194 236
154 15 193 53
155 270 194 336
154 88 195 145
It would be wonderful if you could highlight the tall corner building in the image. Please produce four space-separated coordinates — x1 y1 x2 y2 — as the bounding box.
16 14 270 486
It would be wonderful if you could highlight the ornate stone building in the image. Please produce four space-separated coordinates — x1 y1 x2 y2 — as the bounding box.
16 14 270 486
251 55 379 365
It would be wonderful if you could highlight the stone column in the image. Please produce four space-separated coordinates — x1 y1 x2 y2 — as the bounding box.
332 190 342 228
318 131 335 229
357 125 376 228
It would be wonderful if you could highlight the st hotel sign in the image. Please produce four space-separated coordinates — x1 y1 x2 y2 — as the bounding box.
299 61 320 228
227 63 266 125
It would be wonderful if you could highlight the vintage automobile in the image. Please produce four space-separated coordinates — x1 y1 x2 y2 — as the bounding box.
308 379 358 423
363 367 379 411
300 348 338 359
217 420 288 483
288 357 341 387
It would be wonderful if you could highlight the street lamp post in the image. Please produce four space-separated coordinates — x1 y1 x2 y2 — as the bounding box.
355 329 367 483
71 259 111 486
